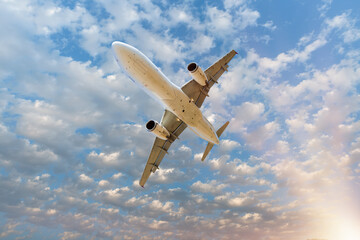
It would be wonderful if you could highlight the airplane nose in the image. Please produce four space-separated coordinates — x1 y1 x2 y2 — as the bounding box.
112 41 132 65
112 41 124 49
112 41 127 55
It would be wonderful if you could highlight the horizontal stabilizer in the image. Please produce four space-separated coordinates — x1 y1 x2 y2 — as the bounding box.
216 121 229 137
201 142 214 161
201 121 229 161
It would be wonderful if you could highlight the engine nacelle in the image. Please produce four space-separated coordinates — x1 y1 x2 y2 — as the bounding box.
187 62 207 86
146 120 170 140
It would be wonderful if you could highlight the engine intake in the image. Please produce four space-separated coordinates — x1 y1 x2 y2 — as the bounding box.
187 62 207 86
146 120 170 140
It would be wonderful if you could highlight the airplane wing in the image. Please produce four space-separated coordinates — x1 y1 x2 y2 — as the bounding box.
139 110 187 187
181 50 237 107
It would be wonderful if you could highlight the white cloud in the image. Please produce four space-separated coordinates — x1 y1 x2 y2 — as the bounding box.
124 196 150 208
224 0 245 9
98 179 110 188
147 200 173 213
243 121 280 150
191 180 227 194
229 102 265 133
208 156 264 181
325 12 360 43
207 7 233 34
259 38 327 74
87 151 121 168
237 7 260 29
59 231 82 240
262 20 277 31
101 0 140 31
167 6 200 29
148 219 170 230
318 0 332 17
190 34 214 54
206 4 259 37
100 187 131 207
149 168 187 185
215 192 257 208
0 123 58 174
81 25 108 56
0 222 21 238
111 172 123 179
269 140 290 155
219 139 241 152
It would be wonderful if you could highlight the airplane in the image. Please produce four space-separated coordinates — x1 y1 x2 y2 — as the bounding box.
112 41 237 187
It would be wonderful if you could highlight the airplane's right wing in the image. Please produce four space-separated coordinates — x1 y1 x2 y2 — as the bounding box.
181 50 237 108
139 110 187 187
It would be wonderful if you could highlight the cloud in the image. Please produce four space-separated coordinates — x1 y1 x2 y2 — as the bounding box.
229 102 265 133
243 121 280 150
148 168 187 185
86 151 122 168
219 139 241 152
207 7 233 34
206 3 259 37
191 180 227 194
214 191 258 208
99 187 131 207
190 34 215 54
79 173 94 185
325 12 360 43
0 123 58 174
0 222 21 238
318 0 332 17
59 232 82 240
263 20 277 31
258 38 327 74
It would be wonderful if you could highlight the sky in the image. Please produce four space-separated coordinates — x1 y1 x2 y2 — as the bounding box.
0 0 360 239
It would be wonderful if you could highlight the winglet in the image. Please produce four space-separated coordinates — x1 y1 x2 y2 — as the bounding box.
201 121 230 161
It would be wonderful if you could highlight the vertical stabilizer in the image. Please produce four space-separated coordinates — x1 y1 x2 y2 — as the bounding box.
201 121 230 161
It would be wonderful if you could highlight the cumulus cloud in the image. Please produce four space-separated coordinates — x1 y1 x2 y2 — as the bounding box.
206 2 259 37
243 121 280 150
219 139 241 153
191 180 227 194
229 102 265 133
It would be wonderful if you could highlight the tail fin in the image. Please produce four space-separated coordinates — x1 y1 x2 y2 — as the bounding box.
201 121 229 161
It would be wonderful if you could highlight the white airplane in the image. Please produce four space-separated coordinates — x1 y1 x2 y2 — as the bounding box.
112 42 237 187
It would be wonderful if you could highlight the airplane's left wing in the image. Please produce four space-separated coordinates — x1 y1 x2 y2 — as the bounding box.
181 49 237 108
139 110 187 187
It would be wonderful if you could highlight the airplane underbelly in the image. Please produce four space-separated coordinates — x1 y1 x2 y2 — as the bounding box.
163 91 219 144
127 55 176 100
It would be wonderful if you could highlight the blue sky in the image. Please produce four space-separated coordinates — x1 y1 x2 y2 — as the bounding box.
1 0 360 239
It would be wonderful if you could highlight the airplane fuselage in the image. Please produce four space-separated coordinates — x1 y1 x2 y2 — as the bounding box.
112 42 219 144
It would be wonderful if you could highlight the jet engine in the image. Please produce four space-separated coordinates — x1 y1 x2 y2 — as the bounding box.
146 120 170 140
187 62 207 86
